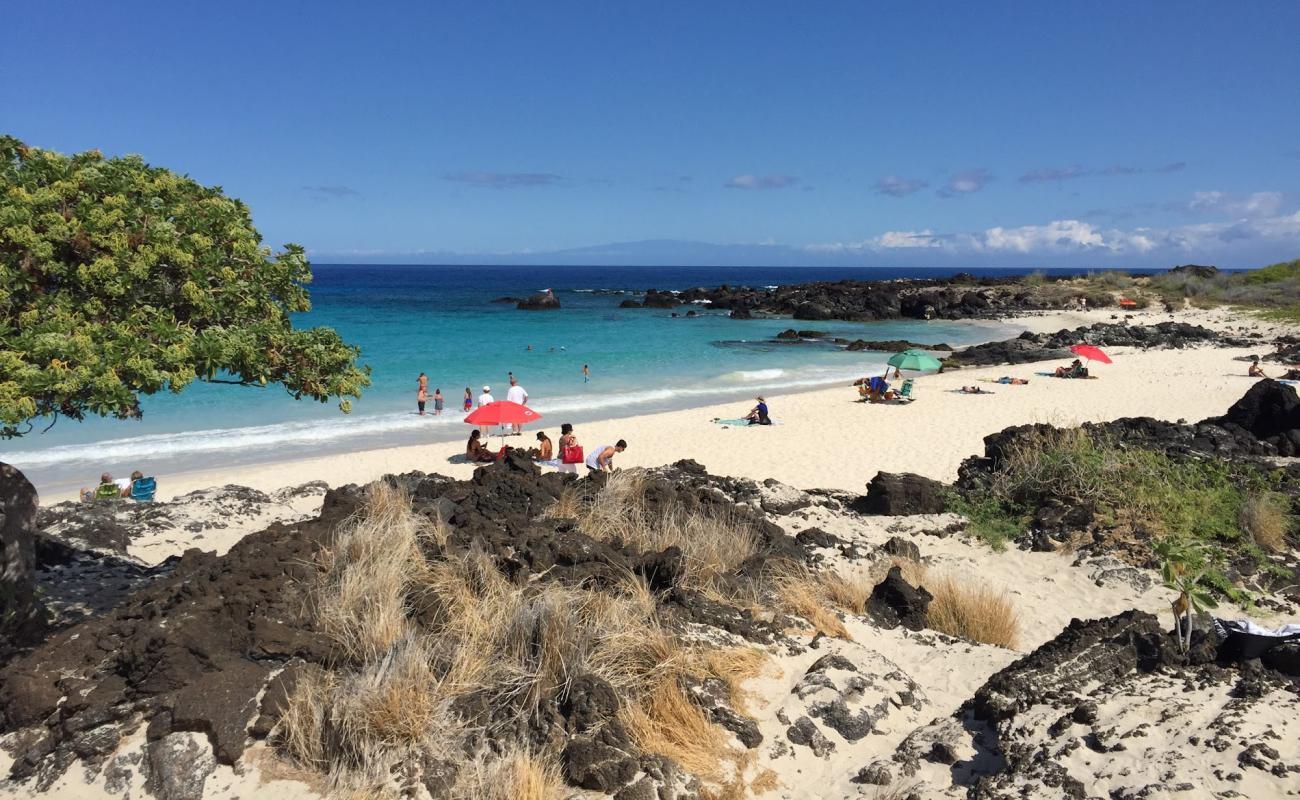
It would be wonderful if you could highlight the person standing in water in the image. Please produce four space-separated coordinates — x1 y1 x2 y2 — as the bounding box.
582 364 590 383
432 387 444 415
463 387 473 412
417 372 429 415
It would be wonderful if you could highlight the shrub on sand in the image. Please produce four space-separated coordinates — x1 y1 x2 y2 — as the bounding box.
924 573 1020 649
1240 492 1290 552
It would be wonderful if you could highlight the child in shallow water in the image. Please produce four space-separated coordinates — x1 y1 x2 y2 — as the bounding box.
463 387 473 411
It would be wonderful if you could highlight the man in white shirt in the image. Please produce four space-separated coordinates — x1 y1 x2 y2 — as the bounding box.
476 385 494 434
505 377 528 434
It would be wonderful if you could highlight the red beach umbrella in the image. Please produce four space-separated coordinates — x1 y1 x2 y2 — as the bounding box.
1070 344 1112 365
464 400 541 427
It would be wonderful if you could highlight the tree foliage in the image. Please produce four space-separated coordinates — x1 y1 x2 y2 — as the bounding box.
0 136 369 436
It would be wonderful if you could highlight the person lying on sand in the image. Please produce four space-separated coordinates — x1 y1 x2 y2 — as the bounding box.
960 386 990 394
529 431 553 460
466 429 497 462
1248 358 1268 378
995 376 1029 385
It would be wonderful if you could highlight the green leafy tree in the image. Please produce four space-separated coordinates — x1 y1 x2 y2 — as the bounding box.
0 135 370 644
0 135 370 436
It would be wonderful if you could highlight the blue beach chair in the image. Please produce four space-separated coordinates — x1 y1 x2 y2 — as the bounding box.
130 476 157 502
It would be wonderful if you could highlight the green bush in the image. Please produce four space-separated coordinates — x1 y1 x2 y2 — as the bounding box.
955 428 1286 593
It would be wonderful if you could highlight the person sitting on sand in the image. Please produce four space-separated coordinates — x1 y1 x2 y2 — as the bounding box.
529 431 553 461
995 376 1030 385
557 423 580 474
1054 359 1084 378
466 429 496 462
586 440 626 473
1248 358 1268 378
744 397 771 425
81 472 114 502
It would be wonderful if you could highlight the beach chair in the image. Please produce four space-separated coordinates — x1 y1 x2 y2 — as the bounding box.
130 476 157 502
93 483 121 501
898 379 915 401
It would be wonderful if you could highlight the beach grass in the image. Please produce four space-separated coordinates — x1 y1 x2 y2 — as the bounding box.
277 477 776 798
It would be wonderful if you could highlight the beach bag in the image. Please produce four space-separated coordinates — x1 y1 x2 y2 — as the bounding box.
561 445 584 464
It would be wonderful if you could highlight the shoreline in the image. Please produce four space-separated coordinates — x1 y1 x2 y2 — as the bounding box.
35 305 1280 505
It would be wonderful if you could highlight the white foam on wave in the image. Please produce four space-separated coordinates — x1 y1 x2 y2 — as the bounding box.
718 368 786 382
8 361 885 471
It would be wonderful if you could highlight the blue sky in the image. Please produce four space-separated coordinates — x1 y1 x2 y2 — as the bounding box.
4 1 1299 267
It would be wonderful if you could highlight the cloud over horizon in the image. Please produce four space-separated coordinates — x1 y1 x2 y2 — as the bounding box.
1019 161 1186 183
724 174 800 190
443 171 564 188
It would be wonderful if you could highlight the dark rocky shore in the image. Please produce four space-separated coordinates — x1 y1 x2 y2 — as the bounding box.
2 381 1299 797
598 273 1116 322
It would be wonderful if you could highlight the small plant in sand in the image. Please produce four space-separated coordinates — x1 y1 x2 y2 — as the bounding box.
1155 538 1220 652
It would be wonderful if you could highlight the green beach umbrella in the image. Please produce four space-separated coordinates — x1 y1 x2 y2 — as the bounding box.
886 348 943 372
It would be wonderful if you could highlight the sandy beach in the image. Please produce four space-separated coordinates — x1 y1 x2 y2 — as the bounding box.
39 306 1278 506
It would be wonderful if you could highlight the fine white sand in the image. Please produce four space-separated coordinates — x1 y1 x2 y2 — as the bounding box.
41 307 1278 506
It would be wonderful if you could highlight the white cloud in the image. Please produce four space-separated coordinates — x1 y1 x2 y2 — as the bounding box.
806 205 1300 259
724 174 799 190
939 168 993 196
1189 190 1283 218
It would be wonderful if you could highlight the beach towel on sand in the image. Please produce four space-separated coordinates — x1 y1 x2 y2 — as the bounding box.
712 418 782 427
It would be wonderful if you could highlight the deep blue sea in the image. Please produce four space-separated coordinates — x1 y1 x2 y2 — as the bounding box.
3 265 1082 491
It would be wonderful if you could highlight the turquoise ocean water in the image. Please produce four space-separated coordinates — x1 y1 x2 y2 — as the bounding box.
2 265 1042 493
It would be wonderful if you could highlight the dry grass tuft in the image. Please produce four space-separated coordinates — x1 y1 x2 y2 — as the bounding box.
623 678 731 780
770 565 851 640
748 766 781 795
925 572 1020 649
457 750 567 800
541 485 584 521
817 567 875 613
315 481 429 663
571 469 760 592
335 635 443 748
1240 492 1291 552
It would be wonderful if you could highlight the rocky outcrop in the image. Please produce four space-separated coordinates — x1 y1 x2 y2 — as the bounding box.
640 290 680 308
0 463 44 651
625 273 1110 324
947 321 1249 368
1168 263 1220 279
517 289 561 310
0 455 811 791
854 472 949 516
867 567 932 630
956 610 1300 798
1210 378 1300 455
